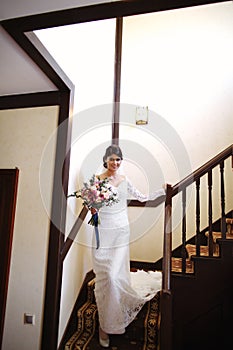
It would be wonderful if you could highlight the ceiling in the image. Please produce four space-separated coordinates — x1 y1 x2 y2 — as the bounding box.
0 1 229 98
0 0 117 97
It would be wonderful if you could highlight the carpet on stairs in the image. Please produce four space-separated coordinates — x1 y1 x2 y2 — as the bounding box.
65 284 160 350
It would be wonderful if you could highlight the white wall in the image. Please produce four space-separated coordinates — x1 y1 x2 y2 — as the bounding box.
59 3 233 342
0 106 58 350
35 18 116 114
119 2 233 260
37 2 233 270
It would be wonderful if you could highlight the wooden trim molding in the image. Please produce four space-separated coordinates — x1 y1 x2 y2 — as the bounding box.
1 0 221 32
112 17 123 143
41 90 74 350
0 91 61 110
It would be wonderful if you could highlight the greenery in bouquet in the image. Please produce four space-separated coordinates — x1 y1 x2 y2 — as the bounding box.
68 175 119 248
68 174 119 213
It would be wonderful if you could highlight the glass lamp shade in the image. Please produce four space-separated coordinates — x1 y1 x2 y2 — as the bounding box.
135 106 148 125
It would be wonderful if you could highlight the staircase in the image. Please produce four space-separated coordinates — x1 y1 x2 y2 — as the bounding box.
170 218 233 350
171 218 233 273
65 274 161 350
64 219 233 349
63 220 233 350
159 145 233 350
62 145 232 350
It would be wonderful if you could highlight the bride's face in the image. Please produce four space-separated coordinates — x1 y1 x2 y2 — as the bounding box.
106 153 122 172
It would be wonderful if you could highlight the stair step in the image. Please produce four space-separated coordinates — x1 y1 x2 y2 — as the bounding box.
171 224 233 274
205 231 233 242
86 278 95 302
65 279 97 350
171 257 194 273
65 302 97 350
87 292 160 350
65 275 160 349
186 244 219 258
226 218 233 234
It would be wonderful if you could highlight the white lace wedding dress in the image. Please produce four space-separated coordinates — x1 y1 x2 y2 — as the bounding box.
92 178 165 334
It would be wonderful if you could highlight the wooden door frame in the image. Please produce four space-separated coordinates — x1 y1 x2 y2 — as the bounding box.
0 169 19 349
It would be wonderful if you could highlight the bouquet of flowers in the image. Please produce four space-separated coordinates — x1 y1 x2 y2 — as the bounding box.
68 175 119 248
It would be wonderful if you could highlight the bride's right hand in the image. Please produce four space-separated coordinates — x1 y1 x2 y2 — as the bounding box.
90 207 97 215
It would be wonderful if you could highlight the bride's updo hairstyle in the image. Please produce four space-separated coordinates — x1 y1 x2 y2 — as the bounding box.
103 144 123 168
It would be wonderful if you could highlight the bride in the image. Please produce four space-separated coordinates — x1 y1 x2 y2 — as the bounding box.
91 144 165 347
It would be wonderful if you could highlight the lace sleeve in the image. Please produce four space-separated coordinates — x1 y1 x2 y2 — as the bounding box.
127 178 166 202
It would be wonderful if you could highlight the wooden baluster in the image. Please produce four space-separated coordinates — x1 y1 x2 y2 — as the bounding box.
220 161 226 239
208 170 213 256
195 178 201 256
182 188 187 273
162 184 172 292
161 184 173 350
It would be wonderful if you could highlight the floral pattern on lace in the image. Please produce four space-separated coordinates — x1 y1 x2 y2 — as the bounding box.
92 178 163 334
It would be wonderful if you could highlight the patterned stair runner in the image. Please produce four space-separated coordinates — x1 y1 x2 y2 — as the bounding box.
65 278 160 350
65 219 233 347
65 279 97 350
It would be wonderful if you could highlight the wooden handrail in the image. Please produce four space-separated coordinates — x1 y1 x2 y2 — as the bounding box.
172 144 233 196
128 145 232 208
61 206 88 261
161 144 233 284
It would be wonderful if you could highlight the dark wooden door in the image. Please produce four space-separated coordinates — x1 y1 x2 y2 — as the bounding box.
0 169 19 349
